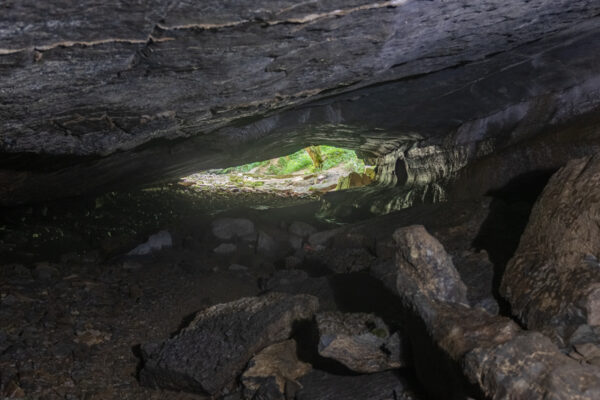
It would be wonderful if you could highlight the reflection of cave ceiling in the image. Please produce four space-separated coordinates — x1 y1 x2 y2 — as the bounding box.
1 0 600 204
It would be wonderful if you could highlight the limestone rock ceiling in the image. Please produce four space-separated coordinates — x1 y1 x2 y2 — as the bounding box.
1 0 600 204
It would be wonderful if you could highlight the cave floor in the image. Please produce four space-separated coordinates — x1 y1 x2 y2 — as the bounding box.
0 182 533 399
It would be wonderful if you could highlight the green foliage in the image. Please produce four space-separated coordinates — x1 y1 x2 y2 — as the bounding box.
267 150 313 175
218 160 267 174
319 146 365 172
213 146 365 176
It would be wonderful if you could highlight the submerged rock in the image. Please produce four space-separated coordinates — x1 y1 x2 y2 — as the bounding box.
316 311 406 373
211 218 255 240
501 154 600 341
139 293 319 395
127 230 172 256
241 340 311 400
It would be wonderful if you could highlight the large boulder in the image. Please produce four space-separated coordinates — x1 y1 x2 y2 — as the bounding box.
392 225 468 309
139 293 319 395
316 311 406 373
372 225 600 399
501 154 600 341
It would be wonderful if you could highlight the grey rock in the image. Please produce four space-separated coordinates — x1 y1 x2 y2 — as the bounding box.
213 243 237 255
139 293 319 395
257 230 277 255
228 264 248 271
289 222 317 239
211 218 255 240
127 230 172 256
316 311 406 373
393 225 468 308
288 234 303 251
296 370 419 400
372 225 600 399
307 247 376 274
2 1 600 206
501 154 600 341
464 332 600 399
308 229 342 248
241 340 311 400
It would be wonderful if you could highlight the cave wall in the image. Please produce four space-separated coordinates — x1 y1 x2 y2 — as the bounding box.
1 1 600 204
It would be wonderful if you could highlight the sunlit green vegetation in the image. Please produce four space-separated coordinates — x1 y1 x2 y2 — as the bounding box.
216 146 365 176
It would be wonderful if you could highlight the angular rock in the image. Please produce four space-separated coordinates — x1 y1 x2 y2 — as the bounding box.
336 172 373 190
316 311 405 373
262 270 337 311
371 225 600 399
241 340 311 400
392 225 468 308
289 222 317 239
211 218 255 240
465 332 600 399
308 229 342 248
139 293 319 395
127 230 172 256
257 230 277 256
307 247 376 274
213 243 237 255
501 154 600 340
295 370 419 400
453 249 498 315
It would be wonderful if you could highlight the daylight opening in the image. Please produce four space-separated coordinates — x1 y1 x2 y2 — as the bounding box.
181 146 376 198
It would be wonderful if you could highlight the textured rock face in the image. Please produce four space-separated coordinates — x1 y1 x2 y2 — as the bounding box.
392 225 468 308
501 154 600 342
241 340 311 400
374 224 600 399
2 1 600 204
295 370 418 400
139 293 319 395
316 311 405 373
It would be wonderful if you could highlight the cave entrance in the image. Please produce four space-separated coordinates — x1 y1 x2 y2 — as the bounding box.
180 145 375 199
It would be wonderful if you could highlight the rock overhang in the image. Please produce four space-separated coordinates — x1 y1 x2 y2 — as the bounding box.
1 0 600 204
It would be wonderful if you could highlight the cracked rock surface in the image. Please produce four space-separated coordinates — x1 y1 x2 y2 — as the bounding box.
2 0 600 204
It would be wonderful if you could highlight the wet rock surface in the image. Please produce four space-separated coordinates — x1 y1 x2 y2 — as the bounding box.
139 293 319 395
501 154 600 341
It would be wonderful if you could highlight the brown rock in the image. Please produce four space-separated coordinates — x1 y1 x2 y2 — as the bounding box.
501 154 600 340
316 311 406 373
241 340 311 400
372 225 600 399
139 293 319 395
392 225 468 307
